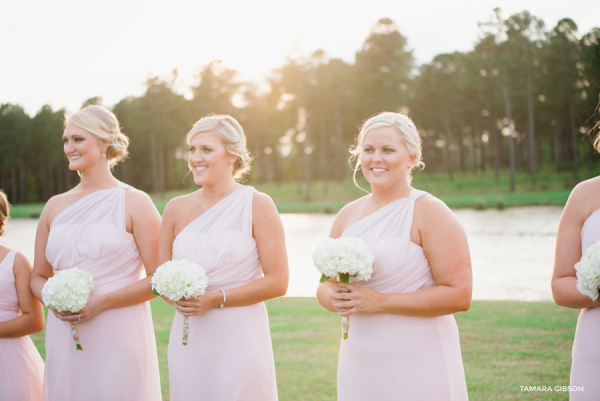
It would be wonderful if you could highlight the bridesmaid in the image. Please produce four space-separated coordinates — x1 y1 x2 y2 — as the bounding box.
0 189 45 401
159 114 288 401
551 120 600 400
29 105 162 401
317 112 471 400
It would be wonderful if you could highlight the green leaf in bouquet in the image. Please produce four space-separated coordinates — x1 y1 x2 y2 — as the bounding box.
339 273 350 283
319 273 328 283
151 288 160 296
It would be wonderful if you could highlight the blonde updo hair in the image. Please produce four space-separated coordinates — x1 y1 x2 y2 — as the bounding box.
187 115 253 180
0 190 9 236
349 112 425 189
65 105 129 168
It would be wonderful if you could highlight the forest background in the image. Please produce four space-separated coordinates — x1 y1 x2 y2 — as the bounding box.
1 8 599 213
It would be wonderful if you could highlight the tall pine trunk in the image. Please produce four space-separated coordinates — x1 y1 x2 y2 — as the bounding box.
295 142 302 195
10 167 17 204
568 93 579 180
150 133 159 194
334 108 345 182
502 72 516 193
458 118 467 174
493 120 500 180
526 64 536 187
320 114 328 196
443 109 454 181
304 145 311 201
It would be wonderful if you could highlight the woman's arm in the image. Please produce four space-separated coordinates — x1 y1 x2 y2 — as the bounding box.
316 201 355 313
154 197 179 306
552 182 600 309
332 196 472 318
30 198 57 303
58 190 162 324
0 252 44 338
174 192 289 316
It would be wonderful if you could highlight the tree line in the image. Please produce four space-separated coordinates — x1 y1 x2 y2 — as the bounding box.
1 8 599 204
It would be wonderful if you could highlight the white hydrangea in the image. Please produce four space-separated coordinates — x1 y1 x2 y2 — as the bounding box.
313 237 374 282
42 267 94 313
151 259 209 301
575 241 600 301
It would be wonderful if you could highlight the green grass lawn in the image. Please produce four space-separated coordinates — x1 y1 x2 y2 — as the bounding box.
30 298 580 401
10 166 600 217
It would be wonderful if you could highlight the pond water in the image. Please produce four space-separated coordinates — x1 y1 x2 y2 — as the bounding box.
1 207 563 301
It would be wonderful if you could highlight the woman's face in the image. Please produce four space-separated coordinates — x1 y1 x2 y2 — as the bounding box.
360 126 416 189
188 132 238 186
63 123 108 172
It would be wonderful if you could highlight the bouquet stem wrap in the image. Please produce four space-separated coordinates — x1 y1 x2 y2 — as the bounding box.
341 315 349 340
42 267 94 352
313 237 374 342
151 260 209 347
182 315 190 346
70 323 83 350
337 274 351 340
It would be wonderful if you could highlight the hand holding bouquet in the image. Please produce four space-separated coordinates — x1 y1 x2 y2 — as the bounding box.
313 237 374 339
575 240 600 301
151 260 209 345
42 267 94 350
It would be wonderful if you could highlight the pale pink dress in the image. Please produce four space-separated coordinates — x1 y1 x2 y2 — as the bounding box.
570 208 600 399
0 250 44 401
168 186 278 401
43 182 161 401
338 188 469 401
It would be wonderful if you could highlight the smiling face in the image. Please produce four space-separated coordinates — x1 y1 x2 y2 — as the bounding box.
360 126 416 189
63 123 109 172
188 131 238 186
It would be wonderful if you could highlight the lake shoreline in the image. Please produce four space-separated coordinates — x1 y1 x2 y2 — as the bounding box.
8 189 569 218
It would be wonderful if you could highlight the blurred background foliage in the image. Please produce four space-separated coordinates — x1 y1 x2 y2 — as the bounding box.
1 9 599 205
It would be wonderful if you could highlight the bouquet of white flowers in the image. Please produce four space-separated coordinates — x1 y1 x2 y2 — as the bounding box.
575 240 600 301
313 237 374 339
42 267 94 350
151 259 209 346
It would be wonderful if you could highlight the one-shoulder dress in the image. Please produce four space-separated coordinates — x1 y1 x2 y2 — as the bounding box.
168 186 278 401
570 208 600 400
0 250 45 401
43 182 161 401
337 188 469 401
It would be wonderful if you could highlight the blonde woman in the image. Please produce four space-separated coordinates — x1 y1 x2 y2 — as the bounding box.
316 112 471 400
30 105 162 401
551 120 600 401
0 190 45 401
158 115 288 401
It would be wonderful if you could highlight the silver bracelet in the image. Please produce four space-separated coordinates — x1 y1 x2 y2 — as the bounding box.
219 290 226 309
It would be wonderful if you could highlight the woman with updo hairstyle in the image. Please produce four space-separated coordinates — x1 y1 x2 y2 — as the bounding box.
552 114 600 400
0 189 45 401
158 114 288 400
30 105 162 400
316 112 471 400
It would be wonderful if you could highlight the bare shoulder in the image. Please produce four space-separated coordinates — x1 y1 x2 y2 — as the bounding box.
414 193 453 220
567 177 600 216
330 194 370 238
42 191 75 224
252 191 278 215
13 251 32 275
124 186 152 204
162 193 196 218
413 193 462 234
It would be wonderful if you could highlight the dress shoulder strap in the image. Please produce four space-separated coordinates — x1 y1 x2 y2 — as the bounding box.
0 249 18 272
408 188 429 201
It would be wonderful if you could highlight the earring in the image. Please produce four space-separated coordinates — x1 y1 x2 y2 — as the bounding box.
229 165 233 171
102 153 106 158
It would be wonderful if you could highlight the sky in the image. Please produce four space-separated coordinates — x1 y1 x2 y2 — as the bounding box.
1 0 598 115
